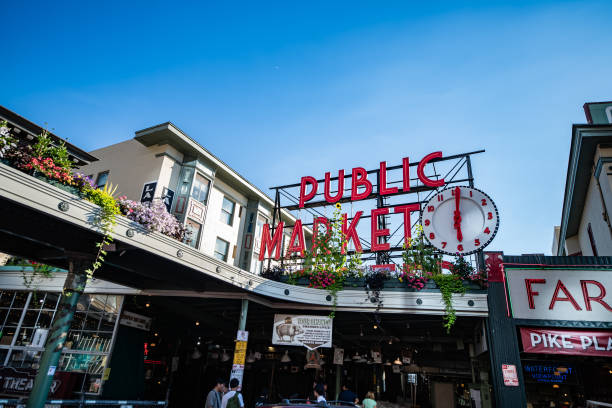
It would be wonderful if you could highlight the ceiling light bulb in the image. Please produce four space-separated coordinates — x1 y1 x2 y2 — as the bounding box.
195 321 200 326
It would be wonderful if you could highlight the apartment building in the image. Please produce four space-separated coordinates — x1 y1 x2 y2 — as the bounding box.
80 122 307 273
553 102 612 256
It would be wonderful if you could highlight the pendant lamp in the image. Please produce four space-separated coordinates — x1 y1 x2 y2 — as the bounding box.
281 350 291 363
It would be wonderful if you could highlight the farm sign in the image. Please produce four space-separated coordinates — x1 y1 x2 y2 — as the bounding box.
272 314 333 350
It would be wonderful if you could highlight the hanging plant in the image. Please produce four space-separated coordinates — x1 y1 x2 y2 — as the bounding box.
364 269 388 316
5 258 54 288
300 203 362 318
451 256 473 280
432 274 466 333
402 223 441 275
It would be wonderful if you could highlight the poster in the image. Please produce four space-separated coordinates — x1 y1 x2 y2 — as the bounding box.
231 330 248 387
272 314 333 350
333 348 344 365
502 364 519 386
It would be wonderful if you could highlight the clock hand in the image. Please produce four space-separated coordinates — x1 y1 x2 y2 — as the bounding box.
453 186 463 242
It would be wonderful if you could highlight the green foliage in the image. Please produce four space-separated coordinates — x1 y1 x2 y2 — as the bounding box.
432 274 466 333
82 183 120 284
300 203 362 318
0 120 17 159
452 256 474 279
32 130 74 170
6 258 54 288
402 224 440 275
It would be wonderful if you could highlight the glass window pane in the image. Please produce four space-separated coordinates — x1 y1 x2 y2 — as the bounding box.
21 310 40 328
214 238 229 261
191 173 210 203
222 197 235 213
12 292 29 309
43 293 60 310
96 171 109 189
36 310 54 329
84 313 102 331
185 219 202 249
6 309 23 326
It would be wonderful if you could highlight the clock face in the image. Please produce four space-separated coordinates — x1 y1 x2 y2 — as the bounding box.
420 186 499 255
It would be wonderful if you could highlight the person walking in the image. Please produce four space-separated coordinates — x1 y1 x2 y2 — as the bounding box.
362 392 376 408
338 384 358 404
205 378 224 408
221 378 244 408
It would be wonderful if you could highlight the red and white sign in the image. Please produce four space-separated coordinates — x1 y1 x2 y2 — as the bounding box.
505 268 612 321
502 364 519 386
520 327 612 357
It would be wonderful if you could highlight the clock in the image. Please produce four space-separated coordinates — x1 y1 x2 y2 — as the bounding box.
420 186 499 255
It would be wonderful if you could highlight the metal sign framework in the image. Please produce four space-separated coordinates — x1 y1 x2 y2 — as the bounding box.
268 150 486 270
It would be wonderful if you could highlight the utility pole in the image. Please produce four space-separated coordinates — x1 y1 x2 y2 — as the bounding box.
27 256 89 408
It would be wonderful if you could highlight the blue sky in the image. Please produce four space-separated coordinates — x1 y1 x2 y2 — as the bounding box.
3 0 612 255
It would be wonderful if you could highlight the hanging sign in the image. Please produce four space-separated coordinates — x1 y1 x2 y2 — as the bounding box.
520 327 612 357
162 187 175 212
272 314 333 350
502 364 519 386
120 311 152 331
140 181 157 203
505 268 612 321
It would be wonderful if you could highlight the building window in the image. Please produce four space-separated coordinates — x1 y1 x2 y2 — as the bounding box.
587 223 598 256
185 219 202 249
214 238 230 261
220 197 235 226
95 171 109 189
191 173 210 204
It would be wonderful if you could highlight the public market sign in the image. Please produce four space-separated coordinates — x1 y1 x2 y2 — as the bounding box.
260 151 499 259
505 268 612 321
272 314 333 350
520 327 612 357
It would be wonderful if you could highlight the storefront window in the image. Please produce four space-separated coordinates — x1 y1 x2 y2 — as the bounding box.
0 290 123 395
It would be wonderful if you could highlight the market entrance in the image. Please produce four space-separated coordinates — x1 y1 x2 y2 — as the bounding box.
102 295 492 408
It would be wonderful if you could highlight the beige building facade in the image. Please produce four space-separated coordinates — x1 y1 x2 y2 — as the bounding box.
80 122 308 273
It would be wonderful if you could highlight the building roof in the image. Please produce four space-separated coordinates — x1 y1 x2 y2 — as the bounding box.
504 254 612 268
557 123 612 254
0 105 98 165
134 122 309 230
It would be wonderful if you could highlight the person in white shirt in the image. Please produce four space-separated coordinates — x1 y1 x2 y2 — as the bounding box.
314 383 326 404
221 378 244 408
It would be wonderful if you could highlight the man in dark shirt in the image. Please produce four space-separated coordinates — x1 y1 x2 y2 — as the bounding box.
338 384 358 404
205 378 224 408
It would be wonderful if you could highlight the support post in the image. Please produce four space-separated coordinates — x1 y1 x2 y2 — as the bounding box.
335 364 341 400
27 258 89 408
230 299 249 389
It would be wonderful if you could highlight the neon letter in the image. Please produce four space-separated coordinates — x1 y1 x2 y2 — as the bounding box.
351 167 373 201
580 280 612 311
259 222 284 260
417 151 445 187
525 279 546 309
402 157 411 192
324 170 344 203
379 161 398 195
286 220 305 258
549 280 582 311
394 204 420 247
342 211 363 253
299 176 318 208
371 208 390 252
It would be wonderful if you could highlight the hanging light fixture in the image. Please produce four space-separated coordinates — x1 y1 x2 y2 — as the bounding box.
344 353 352 362
246 351 256 363
281 350 291 363
393 357 402 365
221 349 231 362
352 352 360 360
384 360 392 366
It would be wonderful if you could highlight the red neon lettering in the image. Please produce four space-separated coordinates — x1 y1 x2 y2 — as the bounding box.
394 204 420 247
285 220 305 258
549 280 582 311
580 280 612 311
342 212 363 253
371 208 390 252
259 222 284 260
324 170 344 203
379 161 398 195
299 176 318 208
402 157 410 192
417 151 445 187
525 279 546 309
351 167 373 201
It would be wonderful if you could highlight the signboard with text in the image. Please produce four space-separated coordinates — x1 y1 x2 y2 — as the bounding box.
520 327 612 358
505 268 612 321
140 181 157 204
272 314 333 350
502 364 519 387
